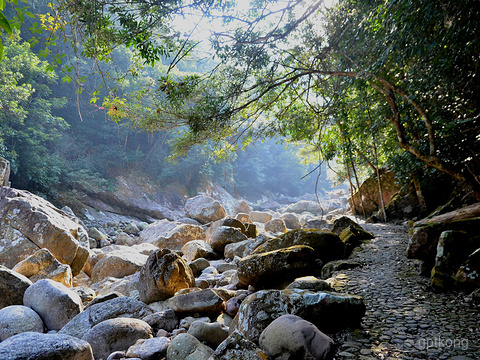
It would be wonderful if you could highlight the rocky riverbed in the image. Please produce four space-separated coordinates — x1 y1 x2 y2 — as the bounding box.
329 223 480 360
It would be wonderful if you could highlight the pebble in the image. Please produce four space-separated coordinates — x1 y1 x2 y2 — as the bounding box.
331 224 480 360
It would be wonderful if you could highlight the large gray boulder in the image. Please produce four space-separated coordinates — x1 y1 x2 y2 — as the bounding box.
259 314 335 360
0 332 94 360
139 219 205 250
23 279 83 331
0 187 89 275
187 320 229 348
184 195 227 224
237 245 316 289
0 265 33 309
253 229 345 264
59 296 154 340
169 288 224 315
82 317 153 360
210 331 269 360
137 249 195 304
230 290 365 341
0 305 44 341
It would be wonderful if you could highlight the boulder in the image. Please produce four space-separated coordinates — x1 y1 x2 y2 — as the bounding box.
0 305 44 341
187 320 229 348
208 226 248 254
0 332 94 360
137 249 195 304
244 223 258 238
184 195 227 224
210 331 269 360
283 200 324 215
331 216 372 238
169 288 224 315
253 229 344 264
0 265 33 309
430 231 478 291
166 333 214 360
88 227 108 241
142 309 179 333
0 156 10 186
126 337 170 360
230 290 365 341
23 279 83 331
82 317 153 360
348 171 400 217
235 213 252 224
321 260 362 279
455 248 480 289
284 276 333 292
124 222 141 235
264 218 288 234
189 258 211 277
139 219 205 250
339 226 374 257
91 249 148 283
206 218 247 241
259 314 335 360
94 273 140 298
13 248 73 287
234 200 252 215
182 240 216 262
59 296 155 340
280 213 302 229
0 187 89 276
224 237 269 260
238 245 316 289
407 203 480 265
304 218 329 231
250 211 273 223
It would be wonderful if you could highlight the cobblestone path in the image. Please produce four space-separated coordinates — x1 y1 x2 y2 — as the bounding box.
330 223 480 360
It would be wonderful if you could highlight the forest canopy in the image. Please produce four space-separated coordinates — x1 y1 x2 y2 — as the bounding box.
1 0 479 202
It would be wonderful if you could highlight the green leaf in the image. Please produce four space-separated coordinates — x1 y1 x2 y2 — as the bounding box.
0 12 12 35
0 0 5 11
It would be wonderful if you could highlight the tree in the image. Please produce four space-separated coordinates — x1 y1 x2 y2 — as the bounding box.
0 34 68 192
107 0 480 198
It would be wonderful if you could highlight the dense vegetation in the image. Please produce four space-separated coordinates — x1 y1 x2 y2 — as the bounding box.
1 0 479 208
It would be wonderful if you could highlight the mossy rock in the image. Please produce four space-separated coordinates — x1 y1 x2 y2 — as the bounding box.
340 225 374 257
252 229 344 263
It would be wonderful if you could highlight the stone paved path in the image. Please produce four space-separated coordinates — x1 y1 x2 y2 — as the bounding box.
329 223 480 360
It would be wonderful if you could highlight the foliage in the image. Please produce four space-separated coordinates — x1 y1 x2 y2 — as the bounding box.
0 34 68 191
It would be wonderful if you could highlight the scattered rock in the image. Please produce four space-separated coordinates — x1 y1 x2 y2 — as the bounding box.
169 288 224 315
283 200 324 215
82 317 153 360
211 331 269 359
208 226 248 254
238 245 316 289
126 337 170 360
280 212 302 229
259 314 335 360
139 219 205 250
234 200 252 215
455 248 480 289
321 260 362 280
0 265 33 309
60 296 154 340
166 333 214 360
137 249 195 304
13 248 73 287
142 309 179 333
182 240 216 262
184 195 227 224
23 278 83 331
0 305 44 341
91 249 148 283
250 211 273 223
285 276 333 292
264 218 288 234
230 290 365 341
188 320 229 348
0 332 94 360
253 229 344 264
